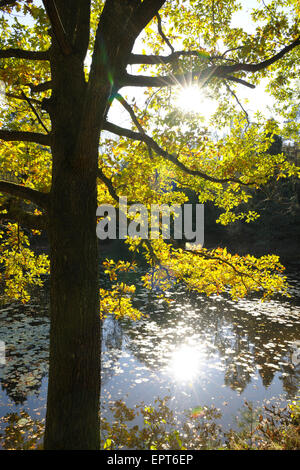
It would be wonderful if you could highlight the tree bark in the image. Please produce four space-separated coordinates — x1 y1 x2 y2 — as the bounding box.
44 166 100 450
42 33 107 447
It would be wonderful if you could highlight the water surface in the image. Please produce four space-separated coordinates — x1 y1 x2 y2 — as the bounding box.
0 269 299 447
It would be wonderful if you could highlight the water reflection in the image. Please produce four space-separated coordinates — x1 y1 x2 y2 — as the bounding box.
120 272 300 398
168 344 205 382
0 270 299 442
101 316 123 386
0 302 49 404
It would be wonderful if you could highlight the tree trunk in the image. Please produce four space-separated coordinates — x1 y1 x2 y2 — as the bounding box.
42 43 107 447
44 163 100 450
42 2 122 447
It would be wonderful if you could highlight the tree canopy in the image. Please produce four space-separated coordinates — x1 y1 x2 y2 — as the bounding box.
1 0 299 305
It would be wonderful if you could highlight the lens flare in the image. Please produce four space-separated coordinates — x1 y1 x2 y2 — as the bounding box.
175 85 217 117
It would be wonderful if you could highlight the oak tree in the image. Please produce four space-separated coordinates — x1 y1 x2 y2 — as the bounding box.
0 0 299 449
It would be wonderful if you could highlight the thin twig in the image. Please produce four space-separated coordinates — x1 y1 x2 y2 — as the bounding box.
115 93 153 159
156 12 174 54
4 92 42 105
21 91 50 133
225 82 250 128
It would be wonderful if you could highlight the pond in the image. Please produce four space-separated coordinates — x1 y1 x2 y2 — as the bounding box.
0 261 300 448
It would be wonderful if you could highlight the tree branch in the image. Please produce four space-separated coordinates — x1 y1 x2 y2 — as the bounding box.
0 205 47 230
21 91 50 133
42 0 72 55
4 92 42 105
128 50 248 66
0 129 51 146
128 50 205 65
223 75 255 89
115 93 153 158
97 168 119 202
103 121 255 186
119 68 255 89
184 248 264 291
122 36 300 89
219 35 300 74
131 0 166 41
156 12 174 54
0 0 17 8
87 0 165 136
0 180 49 209
28 81 52 93
225 82 250 127
0 48 50 60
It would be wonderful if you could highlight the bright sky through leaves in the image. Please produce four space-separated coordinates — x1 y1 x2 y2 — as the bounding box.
175 85 218 118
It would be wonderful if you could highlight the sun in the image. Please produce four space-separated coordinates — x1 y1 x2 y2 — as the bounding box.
175 85 217 118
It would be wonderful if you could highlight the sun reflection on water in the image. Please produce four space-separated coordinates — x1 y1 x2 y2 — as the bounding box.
168 344 204 382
